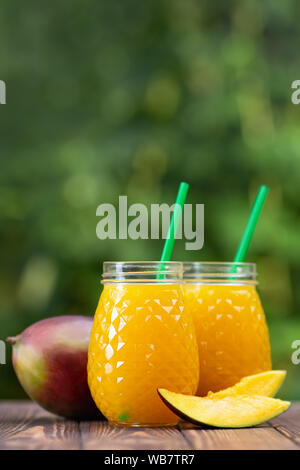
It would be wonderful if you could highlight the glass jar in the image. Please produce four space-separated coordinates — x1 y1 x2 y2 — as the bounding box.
88 261 199 426
183 262 272 396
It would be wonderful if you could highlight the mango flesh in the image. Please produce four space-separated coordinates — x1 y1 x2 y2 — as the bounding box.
7 315 100 419
158 389 290 428
208 370 286 399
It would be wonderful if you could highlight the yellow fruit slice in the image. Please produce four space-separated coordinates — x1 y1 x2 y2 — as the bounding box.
208 370 286 399
158 389 290 428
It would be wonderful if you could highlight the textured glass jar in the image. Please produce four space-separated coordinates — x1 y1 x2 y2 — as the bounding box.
183 262 272 396
88 262 199 426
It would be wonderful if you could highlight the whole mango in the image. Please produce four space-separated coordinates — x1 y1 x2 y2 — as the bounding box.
7 315 100 419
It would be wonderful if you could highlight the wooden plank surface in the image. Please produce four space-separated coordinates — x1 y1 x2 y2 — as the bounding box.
269 403 300 447
80 421 190 450
179 421 299 450
0 401 81 450
0 401 299 450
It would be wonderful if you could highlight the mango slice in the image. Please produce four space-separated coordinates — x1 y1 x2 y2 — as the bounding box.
209 370 286 399
158 389 290 428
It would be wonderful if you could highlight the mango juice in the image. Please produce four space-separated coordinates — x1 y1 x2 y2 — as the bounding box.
88 262 199 426
184 282 272 396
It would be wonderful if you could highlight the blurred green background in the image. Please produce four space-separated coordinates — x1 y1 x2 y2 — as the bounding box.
0 0 299 400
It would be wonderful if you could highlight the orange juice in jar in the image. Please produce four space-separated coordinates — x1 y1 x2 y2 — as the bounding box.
88 262 199 426
183 262 271 396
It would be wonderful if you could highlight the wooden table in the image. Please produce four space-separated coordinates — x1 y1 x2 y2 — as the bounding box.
0 401 299 450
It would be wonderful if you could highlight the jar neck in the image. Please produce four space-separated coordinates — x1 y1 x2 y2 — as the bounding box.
183 262 258 285
102 261 183 284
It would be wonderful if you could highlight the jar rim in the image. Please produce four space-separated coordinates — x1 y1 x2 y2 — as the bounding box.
183 261 256 267
102 261 183 283
182 261 257 284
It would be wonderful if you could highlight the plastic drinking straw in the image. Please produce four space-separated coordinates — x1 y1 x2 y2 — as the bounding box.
231 185 269 273
157 182 189 279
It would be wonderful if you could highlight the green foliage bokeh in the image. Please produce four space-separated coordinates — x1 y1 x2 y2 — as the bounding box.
0 0 299 399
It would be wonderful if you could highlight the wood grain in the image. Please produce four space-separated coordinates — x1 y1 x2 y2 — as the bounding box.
0 401 299 450
80 421 190 450
0 401 81 450
269 403 300 446
179 423 299 450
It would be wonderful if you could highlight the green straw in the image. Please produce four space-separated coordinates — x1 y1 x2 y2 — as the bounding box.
158 182 189 278
233 185 269 264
